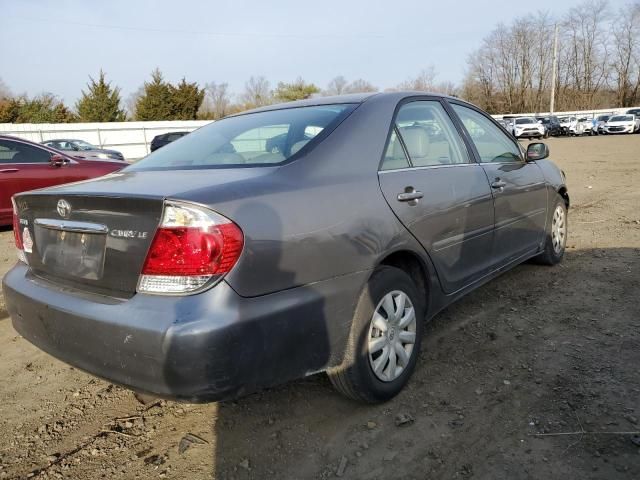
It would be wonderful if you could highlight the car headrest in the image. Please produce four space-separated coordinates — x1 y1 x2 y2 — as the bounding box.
398 126 430 158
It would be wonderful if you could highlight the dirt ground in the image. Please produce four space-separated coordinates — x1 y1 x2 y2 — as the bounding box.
0 135 638 480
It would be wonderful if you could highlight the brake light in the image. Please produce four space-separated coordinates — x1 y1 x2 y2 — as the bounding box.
138 201 243 294
12 197 27 263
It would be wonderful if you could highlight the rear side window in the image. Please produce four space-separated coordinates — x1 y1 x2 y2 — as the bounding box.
452 104 522 164
380 129 410 170
128 104 356 170
380 100 469 169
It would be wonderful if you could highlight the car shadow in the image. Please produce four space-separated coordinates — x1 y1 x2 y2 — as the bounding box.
207 246 640 479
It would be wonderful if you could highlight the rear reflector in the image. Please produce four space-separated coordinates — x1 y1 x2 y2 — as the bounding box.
138 201 243 294
12 197 27 264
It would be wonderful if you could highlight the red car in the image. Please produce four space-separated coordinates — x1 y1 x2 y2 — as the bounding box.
0 135 125 226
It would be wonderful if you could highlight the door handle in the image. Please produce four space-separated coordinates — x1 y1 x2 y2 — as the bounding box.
0 168 19 173
491 179 507 189
397 189 424 202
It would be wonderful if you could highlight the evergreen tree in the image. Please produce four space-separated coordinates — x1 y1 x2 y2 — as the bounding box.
76 70 126 122
135 69 174 120
13 94 76 123
169 78 205 120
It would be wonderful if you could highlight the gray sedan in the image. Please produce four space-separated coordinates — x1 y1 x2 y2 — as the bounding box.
43 139 125 161
4 92 569 403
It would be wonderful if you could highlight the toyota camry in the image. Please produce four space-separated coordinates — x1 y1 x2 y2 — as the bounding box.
3 92 569 403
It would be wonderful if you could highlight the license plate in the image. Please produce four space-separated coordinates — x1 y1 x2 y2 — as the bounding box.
35 227 107 280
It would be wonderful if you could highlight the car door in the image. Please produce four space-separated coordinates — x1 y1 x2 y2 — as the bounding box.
0 139 84 223
450 103 547 267
378 99 495 294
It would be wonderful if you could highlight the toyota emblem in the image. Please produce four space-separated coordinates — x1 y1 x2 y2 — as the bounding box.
57 199 71 218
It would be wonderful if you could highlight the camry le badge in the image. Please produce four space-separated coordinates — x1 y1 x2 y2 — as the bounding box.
57 199 71 218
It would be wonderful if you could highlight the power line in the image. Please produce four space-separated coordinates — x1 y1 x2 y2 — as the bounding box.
6 16 384 39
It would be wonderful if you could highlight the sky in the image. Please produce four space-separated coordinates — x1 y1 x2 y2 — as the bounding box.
1 0 588 106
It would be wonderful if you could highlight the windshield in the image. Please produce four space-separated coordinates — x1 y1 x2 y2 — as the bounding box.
515 118 536 125
609 115 633 122
72 140 96 150
128 104 356 171
597 115 610 121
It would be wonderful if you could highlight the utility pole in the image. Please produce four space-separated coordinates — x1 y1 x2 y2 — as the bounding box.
550 23 559 114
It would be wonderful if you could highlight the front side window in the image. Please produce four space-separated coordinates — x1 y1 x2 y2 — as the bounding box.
452 104 522 164
0 140 51 164
128 104 356 170
381 100 469 169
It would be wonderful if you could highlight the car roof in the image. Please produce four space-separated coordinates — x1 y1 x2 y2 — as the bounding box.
229 91 465 117
44 139 87 143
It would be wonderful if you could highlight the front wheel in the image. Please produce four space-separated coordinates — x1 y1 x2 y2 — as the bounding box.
534 196 568 265
327 266 424 403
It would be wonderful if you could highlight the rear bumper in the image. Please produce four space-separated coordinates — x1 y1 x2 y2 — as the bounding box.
2 264 367 402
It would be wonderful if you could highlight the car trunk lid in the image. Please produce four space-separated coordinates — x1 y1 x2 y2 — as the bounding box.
15 193 163 297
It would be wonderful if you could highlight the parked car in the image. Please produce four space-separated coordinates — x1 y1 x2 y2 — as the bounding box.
42 139 125 161
0 135 125 226
604 114 639 134
536 116 562 137
593 114 612 135
558 116 575 135
512 117 545 139
561 116 592 136
150 131 190 152
3 93 569 404
624 109 640 133
574 117 593 135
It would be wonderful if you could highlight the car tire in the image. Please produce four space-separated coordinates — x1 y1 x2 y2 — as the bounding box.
327 266 424 403
533 195 568 266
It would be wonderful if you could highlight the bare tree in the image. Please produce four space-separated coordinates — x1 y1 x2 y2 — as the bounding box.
610 2 640 106
0 77 11 99
397 67 438 91
324 76 349 96
204 82 232 119
344 78 377 94
559 0 610 109
240 76 272 108
125 86 144 119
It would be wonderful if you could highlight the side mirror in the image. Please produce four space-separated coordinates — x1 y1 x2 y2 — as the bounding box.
526 143 549 162
50 154 67 167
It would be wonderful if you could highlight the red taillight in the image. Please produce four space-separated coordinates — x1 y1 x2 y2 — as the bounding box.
142 224 243 276
138 201 243 294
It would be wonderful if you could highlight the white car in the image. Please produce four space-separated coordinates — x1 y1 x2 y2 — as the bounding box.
569 117 593 136
558 116 575 135
604 114 639 134
512 117 545 139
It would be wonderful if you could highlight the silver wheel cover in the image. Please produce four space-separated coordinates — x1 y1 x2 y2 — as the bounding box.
551 204 567 254
368 290 417 382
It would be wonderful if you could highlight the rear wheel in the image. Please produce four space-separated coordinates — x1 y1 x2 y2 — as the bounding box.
534 195 568 265
327 266 424 403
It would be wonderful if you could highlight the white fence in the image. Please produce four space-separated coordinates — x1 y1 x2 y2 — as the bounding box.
1 104 638 161
0 120 212 160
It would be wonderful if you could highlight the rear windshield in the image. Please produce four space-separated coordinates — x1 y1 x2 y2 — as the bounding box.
128 104 356 170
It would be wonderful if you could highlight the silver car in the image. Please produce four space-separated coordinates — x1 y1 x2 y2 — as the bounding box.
43 139 125 161
4 93 569 403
